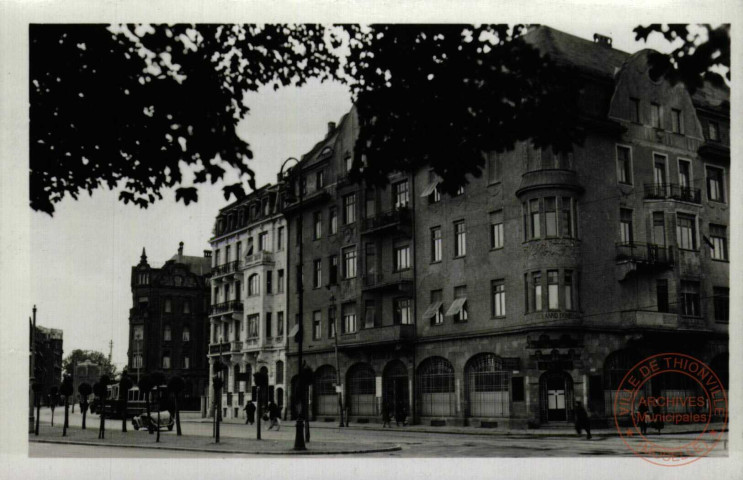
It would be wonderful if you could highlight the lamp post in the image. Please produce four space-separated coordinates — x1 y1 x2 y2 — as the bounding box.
328 293 344 427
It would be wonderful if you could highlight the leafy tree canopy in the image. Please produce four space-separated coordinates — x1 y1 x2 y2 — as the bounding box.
31 24 729 213
62 349 117 378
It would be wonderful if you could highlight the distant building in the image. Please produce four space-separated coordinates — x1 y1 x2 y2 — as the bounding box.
127 243 211 410
73 359 101 404
33 324 64 406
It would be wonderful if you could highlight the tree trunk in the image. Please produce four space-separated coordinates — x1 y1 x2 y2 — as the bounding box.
122 398 128 432
63 396 69 436
34 397 40 436
81 401 87 430
174 395 182 436
156 408 161 443
146 392 153 435
50 406 54 427
98 409 105 439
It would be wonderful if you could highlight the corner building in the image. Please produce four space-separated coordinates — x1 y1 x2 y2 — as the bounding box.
286 26 729 428
207 185 288 419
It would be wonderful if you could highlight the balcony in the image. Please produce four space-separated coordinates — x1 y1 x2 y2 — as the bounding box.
231 341 242 352
516 169 583 197
209 300 244 316
615 242 674 267
211 260 240 280
620 311 709 331
643 183 701 204
338 323 415 348
361 271 414 292
244 251 274 268
208 342 231 355
244 337 260 350
361 208 411 236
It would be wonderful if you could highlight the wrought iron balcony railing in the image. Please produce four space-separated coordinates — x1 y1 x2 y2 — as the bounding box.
615 242 674 266
361 207 411 234
643 183 701 204
211 260 240 277
209 300 244 315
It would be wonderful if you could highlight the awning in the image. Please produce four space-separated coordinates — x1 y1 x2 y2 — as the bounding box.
422 301 443 318
445 297 467 316
419 180 440 197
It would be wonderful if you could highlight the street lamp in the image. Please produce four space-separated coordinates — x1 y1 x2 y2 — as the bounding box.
328 293 345 427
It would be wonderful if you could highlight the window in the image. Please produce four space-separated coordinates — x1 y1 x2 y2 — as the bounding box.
490 211 504 249
164 298 172 313
676 214 697 250
182 326 190 342
616 146 632 185
487 152 501 184
342 303 357 334
545 197 558 237
492 280 506 317
653 154 667 187
329 207 338 235
183 356 190 370
426 171 441 204
277 269 284 293
343 247 357 279
429 290 444 325
709 224 727 261
235 320 241 341
328 307 336 338
163 325 171 341
532 272 542 312
277 226 284 250
364 300 376 328
183 299 191 314
706 166 725 202
258 232 269 252
455 185 465 196
345 154 353 173
512 377 525 402
678 159 691 188
133 354 143 369
620 209 633 244
214 249 220 266
394 244 411 271
561 197 574 238
300 177 307 196
630 98 640 123
312 311 321 340
247 237 254 255
653 212 666 246
225 245 231 263
708 121 719 141
247 314 259 338
564 271 574 311
552 151 573 170
680 281 701 317
248 273 260 296
313 259 322 288
394 298 413 325
313 212 322 239
162 354 171 369
671 108 683 134
236 242 242 262
343 194 356 224
394 180 410 208
454 221 466 257
529 199 541 239
277 312 284 336
365 190 376 218
713 287 729 323
452 286 468 322
316 170 325 190
547 270 559 310
365 243 376 276
329 255 338 285
656 279 669 313
651 103 662 129
276 360 284 384
224 283 230 301
431 227 442 262
266 271 272 294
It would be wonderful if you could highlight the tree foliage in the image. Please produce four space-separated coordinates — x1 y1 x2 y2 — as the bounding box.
634 24 730 94
62 349 117 378
31 24 339 215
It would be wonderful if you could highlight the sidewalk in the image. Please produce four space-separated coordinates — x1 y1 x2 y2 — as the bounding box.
29 425 401 455
180 412 726 439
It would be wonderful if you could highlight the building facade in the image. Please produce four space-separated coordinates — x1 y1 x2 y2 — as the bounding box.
72 360 101 405
208 185 288 419
32 324 64 406
127 243 211 410
283 26 729 428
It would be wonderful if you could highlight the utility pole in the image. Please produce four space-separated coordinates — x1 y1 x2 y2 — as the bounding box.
108 340 113 366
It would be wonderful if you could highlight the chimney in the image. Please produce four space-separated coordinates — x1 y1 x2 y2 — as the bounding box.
178 241 184 257
327 121 336 135
204 250 212 258
593 33 612 48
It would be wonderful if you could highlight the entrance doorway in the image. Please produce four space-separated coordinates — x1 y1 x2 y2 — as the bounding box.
383 360 409 417
539 371 574 423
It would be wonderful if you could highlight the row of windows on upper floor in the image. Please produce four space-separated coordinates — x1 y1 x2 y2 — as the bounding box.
214 192 278 236
135 296 205 314
132 324 191 344
623 98 725 144
213 228 284 267
212 269 285 304
616 145 726 203
131 352 193 370
211 311 285 344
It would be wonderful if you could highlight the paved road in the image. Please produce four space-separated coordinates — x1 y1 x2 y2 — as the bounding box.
33 408 727 458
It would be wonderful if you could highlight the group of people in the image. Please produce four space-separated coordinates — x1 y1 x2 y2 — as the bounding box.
381 402 408 428
243 400 281 431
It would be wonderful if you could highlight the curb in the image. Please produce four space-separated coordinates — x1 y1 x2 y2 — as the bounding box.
29 439 402 456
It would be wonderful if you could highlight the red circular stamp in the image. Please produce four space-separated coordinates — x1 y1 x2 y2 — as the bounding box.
613 352 728 466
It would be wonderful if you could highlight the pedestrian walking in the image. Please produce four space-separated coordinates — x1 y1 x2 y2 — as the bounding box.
244 400 256 425
574 401 592 439
381 402 392 428
637 401 649 435
395 403 407 427
267 401 280 431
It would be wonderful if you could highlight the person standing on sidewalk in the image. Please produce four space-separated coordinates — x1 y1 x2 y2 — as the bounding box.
638 401 649 435
381 402 391 428
244 400 256 425
267 401 280 431
574 401 592 439
395 403 407 427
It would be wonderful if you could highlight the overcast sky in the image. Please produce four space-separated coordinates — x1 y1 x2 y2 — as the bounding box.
29 23 681 370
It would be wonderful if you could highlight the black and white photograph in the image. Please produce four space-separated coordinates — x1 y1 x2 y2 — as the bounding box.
0 1 740 479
